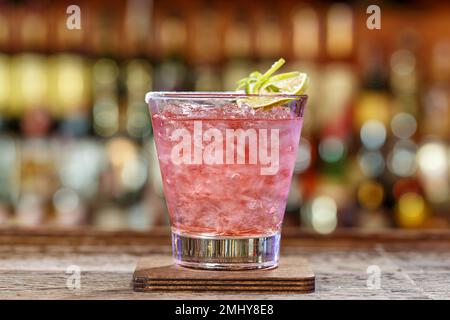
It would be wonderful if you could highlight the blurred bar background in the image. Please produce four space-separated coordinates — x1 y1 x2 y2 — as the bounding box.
0 0 449 232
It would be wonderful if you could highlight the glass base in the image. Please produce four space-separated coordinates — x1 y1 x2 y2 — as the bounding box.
171 231 280 270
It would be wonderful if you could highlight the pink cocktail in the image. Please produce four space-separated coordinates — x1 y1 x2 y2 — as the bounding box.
147 92 306 270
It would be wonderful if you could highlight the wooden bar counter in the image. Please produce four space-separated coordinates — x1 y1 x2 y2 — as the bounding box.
1 227 449 299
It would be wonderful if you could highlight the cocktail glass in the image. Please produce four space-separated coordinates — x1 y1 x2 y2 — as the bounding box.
146 92 307 270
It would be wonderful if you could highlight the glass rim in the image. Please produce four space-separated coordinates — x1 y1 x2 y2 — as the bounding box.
145 91 308 103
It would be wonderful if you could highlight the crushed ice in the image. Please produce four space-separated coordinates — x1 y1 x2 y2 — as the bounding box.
158 102 295 120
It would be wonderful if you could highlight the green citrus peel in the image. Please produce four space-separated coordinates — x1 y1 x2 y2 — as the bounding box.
236 58 309 108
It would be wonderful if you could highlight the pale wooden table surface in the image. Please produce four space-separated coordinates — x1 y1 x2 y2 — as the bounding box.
1 228 450 299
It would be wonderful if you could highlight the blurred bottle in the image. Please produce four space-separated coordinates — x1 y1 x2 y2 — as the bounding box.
255 7 282 60
92 58 120 138
125 59 153 139
292 5 319 61
49 54 91 136
192 6 221 65
18 109 55 227
422 40 450 137
123 0 153 57
0 2 11 130
325 3 353 60
353 44 392 228
90 1 121 56
123 1 153 140
19 3 48 52
192 3 224 91
390 30 419 115
224 5 252 61
153 9 191 91
94 137 150 230
416 40 450 223
222 4 254 91
47 4 93 227
0 54 9 130
0 3 11 51
10 4 53 227
193 6 223 92
10 3 49 120
0 135 19 225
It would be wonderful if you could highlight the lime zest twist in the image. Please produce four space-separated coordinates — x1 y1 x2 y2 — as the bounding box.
252 58 286 93
235 58 309 109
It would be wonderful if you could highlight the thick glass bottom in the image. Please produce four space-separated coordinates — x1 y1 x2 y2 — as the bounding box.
171 231 280 270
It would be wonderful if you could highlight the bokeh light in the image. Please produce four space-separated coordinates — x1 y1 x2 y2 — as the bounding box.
294 138 312 173
357 180 384 210
93 99 119 137
390 50 416 76
93 58 119 86
311 196 338 234
121 155 148 192
53 187 80 214
387 140 417 177
358 149 385 177
417 141 448 177
393 178 421 199
396 192 427 228
319 136 345 163
423 179 449 204
391 112 417 139
360 120 387 150
12 54 48 109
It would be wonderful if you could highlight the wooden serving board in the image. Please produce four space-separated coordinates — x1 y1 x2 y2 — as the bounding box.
133 256 315 293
